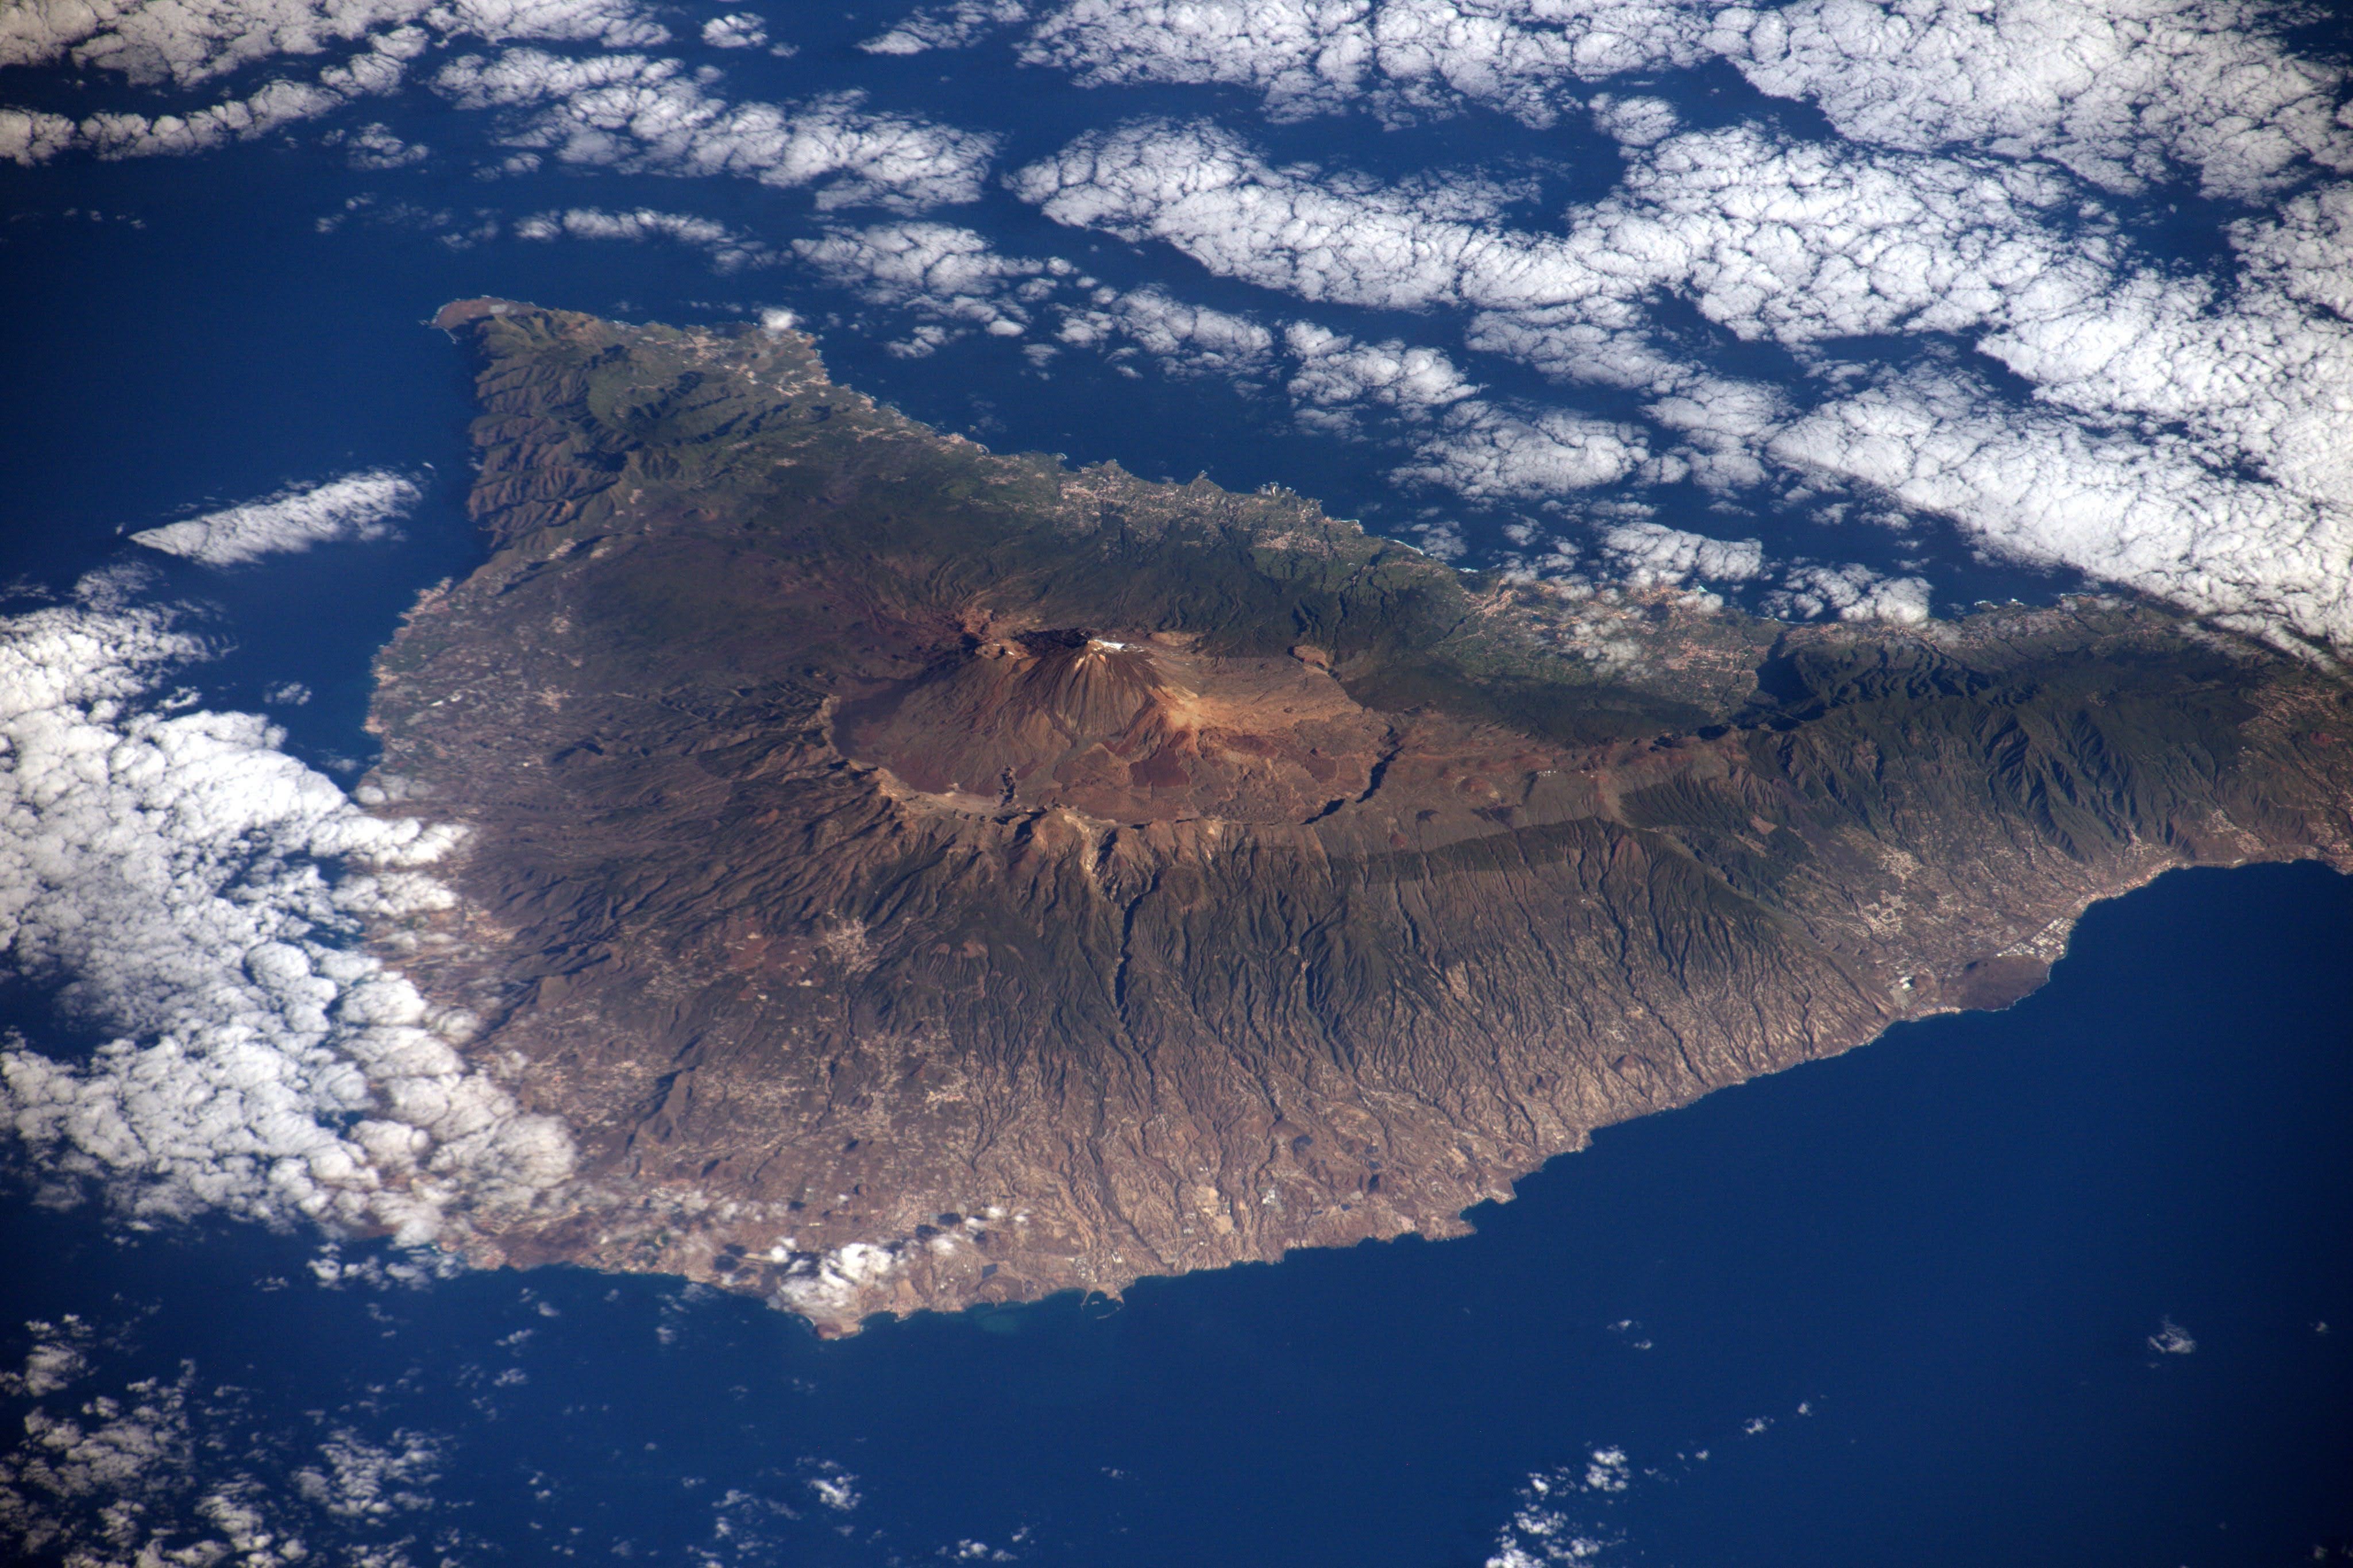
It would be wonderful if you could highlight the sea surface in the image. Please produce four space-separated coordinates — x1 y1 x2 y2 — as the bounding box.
3 67 2351 1566
4 857 2348 1565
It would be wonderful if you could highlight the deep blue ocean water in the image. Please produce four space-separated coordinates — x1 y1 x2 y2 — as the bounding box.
5 862 2348 1564
5 22 2353 1560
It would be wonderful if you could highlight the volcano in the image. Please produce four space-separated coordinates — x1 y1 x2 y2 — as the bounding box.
362 303 2353 1333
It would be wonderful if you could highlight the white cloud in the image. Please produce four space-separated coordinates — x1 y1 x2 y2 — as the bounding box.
1768 364 2352 646
1714 0 2353 201
1581 1445 1631 1492
793 221 1046 347
429 43 648 108
0 0 664 88
130 470 419 566
774 194 1645 502
10 0 2346 645
2 2 993 200
0 109 76 165
784 216 1285 376
701 11 767 49
1012 119 1580 310
1017 0 2353 197
0 586 575 1248
0 1319 93 1399
1276 323 1642 497
1968 254 2353 520
1003 2 2353 615
435 51 1000 209
1588 90 1676 146
1017 113 2353 643
1596 520 1765 585
1021 0 1712 125
1640 373 1792 490
1022 0 1383 117
431 0 666 49
0 1343 456 1565
801 1458 862 1511
2235 181 2353 322
1461 310 1680 392
1483 1457 1629 1567
293 1426 443 1517
1 1365 205 1561
1013 117 2085 338
332 119 429 167
1763 560 1932 624
777 1242 898 1320
1395 401 1647 500
4 28 422 164
515 205 776 269
860 0 1028 55
1586 126 2085 346
1056 285 1279 378
1284 322 1479 429
0 0 684 164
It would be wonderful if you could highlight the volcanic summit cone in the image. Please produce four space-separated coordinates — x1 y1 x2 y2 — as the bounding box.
836 627 1390 824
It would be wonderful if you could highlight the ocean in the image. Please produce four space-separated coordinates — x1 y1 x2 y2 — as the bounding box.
5 858 2347 1564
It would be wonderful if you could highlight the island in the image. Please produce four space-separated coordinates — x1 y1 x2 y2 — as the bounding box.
363 300 2353 1334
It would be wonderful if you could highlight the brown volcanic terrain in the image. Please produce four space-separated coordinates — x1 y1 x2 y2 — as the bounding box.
365 300 2353 1333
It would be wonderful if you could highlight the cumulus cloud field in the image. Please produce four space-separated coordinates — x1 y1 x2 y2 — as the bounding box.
6 0 2350 646
0 576 574 1246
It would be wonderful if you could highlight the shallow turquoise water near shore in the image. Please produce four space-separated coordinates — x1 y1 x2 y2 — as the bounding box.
6 859 2348 1565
